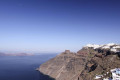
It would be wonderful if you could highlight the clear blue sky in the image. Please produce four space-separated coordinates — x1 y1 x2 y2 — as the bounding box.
0 0 120 53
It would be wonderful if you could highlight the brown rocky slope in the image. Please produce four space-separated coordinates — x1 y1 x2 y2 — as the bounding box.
39 43 120 80
39 49 89 80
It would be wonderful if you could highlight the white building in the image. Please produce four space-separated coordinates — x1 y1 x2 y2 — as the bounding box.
102 45 110 49
86 44 101 49
106 43 116 46
110 48 118 52
110 46 120 53
111 68 120 80
94 75 103 79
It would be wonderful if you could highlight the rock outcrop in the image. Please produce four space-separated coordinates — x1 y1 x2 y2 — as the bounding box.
39 50 88 80
39 43 120 80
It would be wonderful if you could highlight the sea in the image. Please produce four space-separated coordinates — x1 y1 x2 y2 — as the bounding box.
0 54 57 80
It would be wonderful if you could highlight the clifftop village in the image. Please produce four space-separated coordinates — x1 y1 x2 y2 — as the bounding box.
85 43 120 53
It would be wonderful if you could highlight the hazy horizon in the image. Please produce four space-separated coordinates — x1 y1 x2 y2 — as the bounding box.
0 0 120 53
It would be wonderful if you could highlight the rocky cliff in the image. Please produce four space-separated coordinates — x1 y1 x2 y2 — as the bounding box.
39 43 120 80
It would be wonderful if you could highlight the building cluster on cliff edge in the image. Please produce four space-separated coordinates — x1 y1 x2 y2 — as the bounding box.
84 43 120 53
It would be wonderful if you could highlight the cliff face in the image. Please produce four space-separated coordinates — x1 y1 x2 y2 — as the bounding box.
39 49 89 80
80 49 120 80
39 43 120 80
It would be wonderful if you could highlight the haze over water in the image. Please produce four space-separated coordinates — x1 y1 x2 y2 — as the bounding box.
0 54 56 80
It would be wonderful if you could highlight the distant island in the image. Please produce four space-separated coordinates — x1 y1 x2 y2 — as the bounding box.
39 43 120 80
0 52 33 56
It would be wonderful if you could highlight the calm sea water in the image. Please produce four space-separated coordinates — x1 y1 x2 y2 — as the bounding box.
0 54 57 80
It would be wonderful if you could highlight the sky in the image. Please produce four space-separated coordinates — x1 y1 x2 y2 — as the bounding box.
0 0 120 53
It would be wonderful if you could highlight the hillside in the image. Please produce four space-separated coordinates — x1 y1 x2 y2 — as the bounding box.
39 43 120 80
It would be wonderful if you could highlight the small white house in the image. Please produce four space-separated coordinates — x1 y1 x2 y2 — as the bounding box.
102 45 110 49
86 44 101 49
106 43 116 46
111 48 118 52
103 78 110 80
111 68 120 80
94 75 103 79
110 46 120 53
